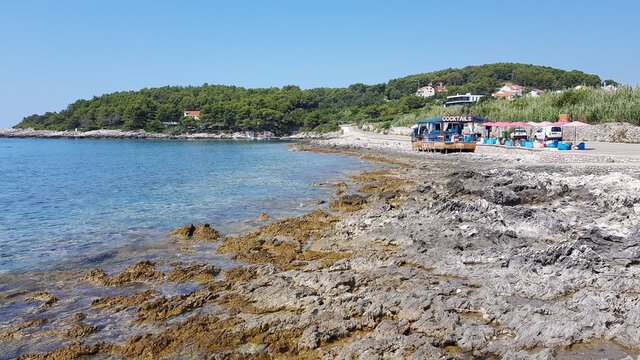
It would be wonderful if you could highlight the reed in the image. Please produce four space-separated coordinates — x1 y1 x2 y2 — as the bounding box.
391 88 640 126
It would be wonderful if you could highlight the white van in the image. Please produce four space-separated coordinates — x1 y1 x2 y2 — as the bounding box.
534 126 563 141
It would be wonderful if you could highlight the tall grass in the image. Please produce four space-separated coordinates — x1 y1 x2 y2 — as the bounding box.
391 87 640 127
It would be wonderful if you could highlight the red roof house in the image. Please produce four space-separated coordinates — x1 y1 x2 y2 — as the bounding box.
183 110 201 120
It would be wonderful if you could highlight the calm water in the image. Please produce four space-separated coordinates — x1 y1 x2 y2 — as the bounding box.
0 138 371 273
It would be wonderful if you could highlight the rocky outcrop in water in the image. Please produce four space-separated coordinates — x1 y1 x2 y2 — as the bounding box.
82 260 163 286
169 223 220 241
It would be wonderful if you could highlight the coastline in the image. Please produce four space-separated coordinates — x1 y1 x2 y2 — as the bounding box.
3 136 640 359
0 128 339 140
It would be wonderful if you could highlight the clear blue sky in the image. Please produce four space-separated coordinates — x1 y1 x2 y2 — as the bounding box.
1 0 639 127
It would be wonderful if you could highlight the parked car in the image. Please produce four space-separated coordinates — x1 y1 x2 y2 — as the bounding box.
510 128 528 140
534 126 563 141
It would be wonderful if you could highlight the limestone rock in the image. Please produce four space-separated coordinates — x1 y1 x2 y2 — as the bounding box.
170 223 220 241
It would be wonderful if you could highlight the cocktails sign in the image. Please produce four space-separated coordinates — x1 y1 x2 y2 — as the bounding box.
442 115 475 122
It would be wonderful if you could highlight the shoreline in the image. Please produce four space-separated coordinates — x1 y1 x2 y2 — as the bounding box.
3 138 640 359
0 128 339 140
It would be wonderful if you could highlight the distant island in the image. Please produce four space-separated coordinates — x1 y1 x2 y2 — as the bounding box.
14 63 637 134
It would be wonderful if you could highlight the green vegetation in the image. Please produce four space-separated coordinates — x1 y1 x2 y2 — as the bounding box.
385 63 601 100
472 87 640 124
16 63 631 134
391 87 640 127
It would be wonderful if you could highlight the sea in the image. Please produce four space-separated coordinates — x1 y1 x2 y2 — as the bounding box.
0 138 373 274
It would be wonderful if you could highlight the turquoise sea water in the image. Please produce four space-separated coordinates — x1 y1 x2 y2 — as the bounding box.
0 138 371 273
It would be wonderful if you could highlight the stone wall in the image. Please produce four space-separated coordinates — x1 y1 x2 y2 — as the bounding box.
569 122 640 143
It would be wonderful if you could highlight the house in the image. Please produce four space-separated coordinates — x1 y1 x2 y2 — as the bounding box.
434 82 447 93
183 110 201 120
445 93 483 107
492 83 524 99
527 89 545 97
602 84 619 92
415 85 435 97
492 90 513 99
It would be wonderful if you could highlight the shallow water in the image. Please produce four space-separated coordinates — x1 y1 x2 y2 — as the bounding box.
0 138 373 274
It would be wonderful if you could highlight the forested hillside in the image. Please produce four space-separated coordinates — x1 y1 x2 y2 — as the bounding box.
385 63 602 100
15 63 611 133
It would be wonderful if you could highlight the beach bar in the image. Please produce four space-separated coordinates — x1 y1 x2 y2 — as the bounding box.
411 115 485 153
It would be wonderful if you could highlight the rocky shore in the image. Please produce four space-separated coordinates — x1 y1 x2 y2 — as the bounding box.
2 136 640 359
0 128 340 140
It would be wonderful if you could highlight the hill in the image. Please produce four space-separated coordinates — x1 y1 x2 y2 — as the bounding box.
15 63 611 134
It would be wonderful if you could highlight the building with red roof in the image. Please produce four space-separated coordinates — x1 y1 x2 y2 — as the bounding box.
183 110 201 120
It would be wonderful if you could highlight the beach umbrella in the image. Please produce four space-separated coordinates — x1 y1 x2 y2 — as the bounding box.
510 121 530 127
492 122 511 127
538 121 554 127
561 121 590 142
527 121 540 127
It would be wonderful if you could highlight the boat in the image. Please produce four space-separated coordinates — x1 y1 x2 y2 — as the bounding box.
411 115 485 153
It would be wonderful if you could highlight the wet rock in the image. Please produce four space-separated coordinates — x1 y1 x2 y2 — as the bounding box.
135 287 219 322
0 289 29 301
17 341 111 360
218 210 348 270
119 313 311 359
170 223 220 241
351 170 412 194
91 290 159 312
66 313 86 323
333 181 348 189
81 268 108 284
0 318 46 339
254 212 270 221
192 224 220 241
329 194 368 212
170 223 196 238
107 260 164 286
167 264 219 283
83 261 164 287
63 322 97 338
25 291 58 310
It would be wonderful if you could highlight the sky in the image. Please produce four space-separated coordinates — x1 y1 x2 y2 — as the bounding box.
0 0 639 128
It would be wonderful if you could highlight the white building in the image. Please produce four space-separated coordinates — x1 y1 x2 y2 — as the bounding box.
527 89 544 97
183 110 201 120
492 83 524 99
445 93 483 107
415 85 435 97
